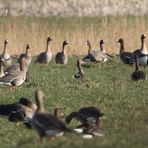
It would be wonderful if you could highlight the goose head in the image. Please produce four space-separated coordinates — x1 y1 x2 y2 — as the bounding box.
4 39 8 46
117 38 124 44
63 40 69 46
100 40 104 45
26 44 31 50
141 34 146 40
47 36 52 43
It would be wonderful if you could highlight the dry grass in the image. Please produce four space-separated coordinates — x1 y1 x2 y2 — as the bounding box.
0 16 148 56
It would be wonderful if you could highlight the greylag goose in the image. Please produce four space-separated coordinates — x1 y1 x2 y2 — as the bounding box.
18 44 32 65
31 89 71 142
65 106 104 127
74 59 85 81
83 40 110 62
35 37 52 64
0 57 27 88
0 97 36 125
133 34 148 67
118 38 135 65
55 41 69 64
0 39 11 67
131 55 147 81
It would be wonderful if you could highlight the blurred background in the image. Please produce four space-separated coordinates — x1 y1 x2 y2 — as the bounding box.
0 0 148 55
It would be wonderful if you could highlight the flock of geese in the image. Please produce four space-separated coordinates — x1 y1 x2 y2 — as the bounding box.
0 33 147 142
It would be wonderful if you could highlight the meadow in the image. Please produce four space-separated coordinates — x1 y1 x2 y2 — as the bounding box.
0 16 148 148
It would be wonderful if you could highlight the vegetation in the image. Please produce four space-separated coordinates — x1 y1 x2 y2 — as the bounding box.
0 16 148 56
0 16 148 147
0 57 148 147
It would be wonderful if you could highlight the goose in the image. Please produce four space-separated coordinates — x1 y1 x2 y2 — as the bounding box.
0 97 36 122
98 40 113 59
18 44 32 65
0 57 27 88
83 40 111 63
0 39 11 67
65 106 104 127
118 38 135 65
131 55 147 81
0 58 5 78
35 37 52 64
133 34 147 55
31 89 71 142
74 59 85 81
133 34 148 67
55 41 69 64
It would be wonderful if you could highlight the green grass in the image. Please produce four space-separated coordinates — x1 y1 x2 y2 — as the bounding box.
0 57 148 148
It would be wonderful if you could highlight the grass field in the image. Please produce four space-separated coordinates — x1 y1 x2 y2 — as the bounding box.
0 56 148 148
0 16 148 147
0 16 148 56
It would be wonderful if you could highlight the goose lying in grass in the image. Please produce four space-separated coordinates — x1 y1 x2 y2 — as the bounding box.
131 55 147 81
55 41 69 64
35 37 52 65
83 40 111 63
0 57 27 88
0 39 11 67
31 89 71 142
118 38 135 65
0 97 37 125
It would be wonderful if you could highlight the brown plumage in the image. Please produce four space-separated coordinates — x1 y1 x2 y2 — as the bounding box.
31 89 71 141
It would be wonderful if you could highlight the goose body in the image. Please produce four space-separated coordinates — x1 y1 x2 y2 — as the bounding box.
18 44 32 65
55 41 69 64
65 106 104 126
35 37 52 64
131 55 147 81
118 38 135 65
74 59 85 81
0 57 27 87
0 40 11 67
32 90 70 141
133 34 148 67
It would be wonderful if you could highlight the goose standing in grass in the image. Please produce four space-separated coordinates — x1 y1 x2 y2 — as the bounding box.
0 57 27 88
18 44 32 65
55 41 69 64
118 38 135 65
35 37 52 64
31 89 71 142
65 106 104 127
0 39 11 67
83 40 110 63
74 59 85 81
131 55 147 81
133 34 148 67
